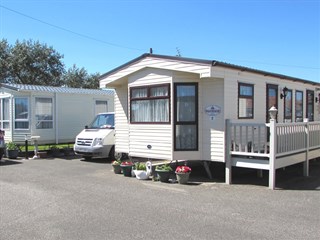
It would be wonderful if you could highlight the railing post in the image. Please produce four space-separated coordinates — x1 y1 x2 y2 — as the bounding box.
225 119 232 184
269 119 276 190
303 121 309 177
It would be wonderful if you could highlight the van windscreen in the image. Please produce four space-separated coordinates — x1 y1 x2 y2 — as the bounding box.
87 114 114 129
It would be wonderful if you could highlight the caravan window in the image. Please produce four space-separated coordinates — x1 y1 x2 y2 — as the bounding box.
0 98 10 129
238 83 254 119
306 90 314 121
95 100 108 114
284 89 293 122
35 98 53 129
14 97 29 129
295 91 303 122
130 84 170 123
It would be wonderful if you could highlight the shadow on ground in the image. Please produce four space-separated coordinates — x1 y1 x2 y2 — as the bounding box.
80 157 113 164
0 159 23 166
187 159 320 190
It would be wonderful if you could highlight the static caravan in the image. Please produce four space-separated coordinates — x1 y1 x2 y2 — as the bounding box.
0 83 114 145
99 54 320 166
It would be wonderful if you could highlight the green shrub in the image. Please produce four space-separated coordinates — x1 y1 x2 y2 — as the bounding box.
155 164 173 172
6 141 19 150
134 162 146 171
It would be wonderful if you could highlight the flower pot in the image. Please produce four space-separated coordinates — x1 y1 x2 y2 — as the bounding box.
156 170 171 183
134 170 149 180
6 149 19 159
134 161 152 180
176 172 190 184
120 165 132 177
112 164 122 174
50 148 60 157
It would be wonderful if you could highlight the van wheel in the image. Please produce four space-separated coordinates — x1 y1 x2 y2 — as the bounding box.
109 146 115 160
84 156 92 161
114 152 128 160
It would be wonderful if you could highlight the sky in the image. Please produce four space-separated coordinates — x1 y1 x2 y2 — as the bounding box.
0 0 319 82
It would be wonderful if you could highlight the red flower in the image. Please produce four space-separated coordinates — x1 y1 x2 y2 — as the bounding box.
175 166 192 173
120 161 133 166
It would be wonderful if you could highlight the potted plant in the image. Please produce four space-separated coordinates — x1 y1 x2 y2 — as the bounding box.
175 165 192 184
50 146 60 157
111 159 122 174
133 161 152 180
155 164 173 183
120 161 134 177
5 141 19 159
62 147 73 157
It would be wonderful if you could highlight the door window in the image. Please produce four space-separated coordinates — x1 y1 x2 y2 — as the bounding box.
174 83 198 151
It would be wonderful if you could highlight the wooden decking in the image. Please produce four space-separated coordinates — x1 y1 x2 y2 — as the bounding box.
225 120 320 189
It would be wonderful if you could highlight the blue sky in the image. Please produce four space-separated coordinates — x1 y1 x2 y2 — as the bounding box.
0 0 319 82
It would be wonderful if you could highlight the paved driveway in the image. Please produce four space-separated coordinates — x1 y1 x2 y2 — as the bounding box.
1 157 319 240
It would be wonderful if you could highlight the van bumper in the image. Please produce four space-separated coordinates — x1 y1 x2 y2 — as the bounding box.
73 145 104 157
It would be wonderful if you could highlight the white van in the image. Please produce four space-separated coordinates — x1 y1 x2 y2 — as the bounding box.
74 113 115 160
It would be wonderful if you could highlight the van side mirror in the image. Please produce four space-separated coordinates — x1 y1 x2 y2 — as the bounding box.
85 125 88 129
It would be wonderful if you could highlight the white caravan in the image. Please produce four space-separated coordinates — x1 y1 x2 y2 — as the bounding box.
74 113 115 160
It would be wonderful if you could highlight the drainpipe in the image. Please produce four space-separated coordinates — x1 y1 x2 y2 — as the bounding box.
55 92 58 144
10 95 14 142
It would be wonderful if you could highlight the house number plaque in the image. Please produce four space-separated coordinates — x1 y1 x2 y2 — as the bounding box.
205 105 221 120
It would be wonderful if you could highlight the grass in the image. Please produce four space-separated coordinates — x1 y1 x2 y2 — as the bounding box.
17 143 74 151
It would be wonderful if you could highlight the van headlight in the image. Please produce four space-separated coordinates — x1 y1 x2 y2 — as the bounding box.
93 138 103 146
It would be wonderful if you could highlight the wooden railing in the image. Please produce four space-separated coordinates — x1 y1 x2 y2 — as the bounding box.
275 122 320 156
225 119 320 189
227 120 320 157
228 122 269 157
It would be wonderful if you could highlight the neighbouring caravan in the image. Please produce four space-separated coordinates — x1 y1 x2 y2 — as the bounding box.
0 83 114 145
99 53 320 163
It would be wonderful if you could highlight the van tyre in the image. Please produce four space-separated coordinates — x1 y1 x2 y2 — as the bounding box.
114 152 128 161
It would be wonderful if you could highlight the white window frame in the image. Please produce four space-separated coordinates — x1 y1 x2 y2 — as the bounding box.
95 100 108 115
0 98 10 130
14 97 30 130
35 97 54 129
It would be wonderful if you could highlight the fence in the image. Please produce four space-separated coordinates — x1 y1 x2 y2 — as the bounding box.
225 119 320 189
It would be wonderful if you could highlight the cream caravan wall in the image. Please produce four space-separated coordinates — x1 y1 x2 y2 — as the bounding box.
222 69 268 123
127 68 173 159
217 67 320 123
114 84 129 154
99 56 211 87
269 79 320 122
201 78 225 162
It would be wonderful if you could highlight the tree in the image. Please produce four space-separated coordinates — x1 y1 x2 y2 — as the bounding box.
0 39 11 82
9 40 65 86
63 64 100 89
0 39 100 88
